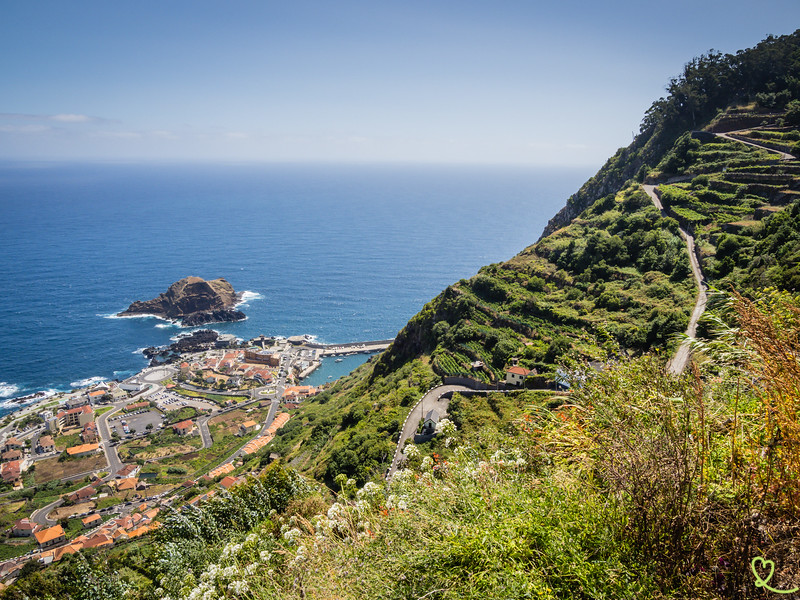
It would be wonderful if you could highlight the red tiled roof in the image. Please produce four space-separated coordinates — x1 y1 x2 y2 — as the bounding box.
507 366 530 376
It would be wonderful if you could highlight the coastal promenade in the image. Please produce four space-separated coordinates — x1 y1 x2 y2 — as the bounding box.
317 339 394 357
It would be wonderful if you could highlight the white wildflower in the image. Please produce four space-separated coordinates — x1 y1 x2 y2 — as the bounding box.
420 456 433 471
221 565 238 579
435 418 457 437
404 443 420 459
259 550 272 563
244 563 258 575
227 579 250 595
221 542 242 560
283 527 302 544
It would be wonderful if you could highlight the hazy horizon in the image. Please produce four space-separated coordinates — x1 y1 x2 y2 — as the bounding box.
3 1 800 166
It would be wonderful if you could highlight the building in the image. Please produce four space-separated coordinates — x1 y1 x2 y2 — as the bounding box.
66 443 100 458
34 525 66 549
422 409 440 435
87 389 107 404
11 518 39 537
1 449 22 463
244 349 280 366
65 395 91 410
82 514 102 529
505 366 531 386
120 380 146 393
81 422 98 444
3 437 22 453
173 420 194 436
67 485 96 503
57 405 94 428
124 401 149 411
116 478 137 492
116 464 140 479
36 435 55 454
282 385 318 402
239 420 258 436
2 461 23 488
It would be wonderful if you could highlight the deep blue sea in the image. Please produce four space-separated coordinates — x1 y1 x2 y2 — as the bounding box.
0 161 591 414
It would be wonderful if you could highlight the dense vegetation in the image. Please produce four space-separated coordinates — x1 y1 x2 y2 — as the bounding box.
5 29 800 600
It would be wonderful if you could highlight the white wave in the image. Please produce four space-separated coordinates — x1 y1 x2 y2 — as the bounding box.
155 322 178 329
236 290 263 307
132 347 148 355
103 312 173 323
0 382 21 399
69 376 106 389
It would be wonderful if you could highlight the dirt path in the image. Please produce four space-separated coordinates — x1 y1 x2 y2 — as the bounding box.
642 184 708 375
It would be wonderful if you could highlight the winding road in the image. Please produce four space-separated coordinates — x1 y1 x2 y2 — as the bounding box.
642 184 708 375
386 384 469 479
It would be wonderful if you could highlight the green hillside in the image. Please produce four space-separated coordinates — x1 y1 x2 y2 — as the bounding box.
5 29 800 600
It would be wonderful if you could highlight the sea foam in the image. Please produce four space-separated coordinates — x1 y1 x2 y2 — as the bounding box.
0 382 21 399
236 290 263 307
69 376 106 388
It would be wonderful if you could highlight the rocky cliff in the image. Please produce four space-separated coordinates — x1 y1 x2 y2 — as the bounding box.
119 276 246 326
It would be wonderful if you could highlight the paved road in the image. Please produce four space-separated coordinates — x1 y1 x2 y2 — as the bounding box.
96 404 125 476
386 384 469 479
31 498 62 527
197 414 213 448
642 185 708 375
717 131 795 160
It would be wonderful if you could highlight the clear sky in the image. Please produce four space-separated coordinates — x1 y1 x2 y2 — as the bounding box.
2 1 799 165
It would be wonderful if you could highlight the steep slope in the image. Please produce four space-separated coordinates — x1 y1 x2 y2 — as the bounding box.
271 30 800 487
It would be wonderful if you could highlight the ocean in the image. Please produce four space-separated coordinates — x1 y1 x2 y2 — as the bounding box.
0 161 592 415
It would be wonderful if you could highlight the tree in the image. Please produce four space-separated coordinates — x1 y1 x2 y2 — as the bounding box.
785 100 800 126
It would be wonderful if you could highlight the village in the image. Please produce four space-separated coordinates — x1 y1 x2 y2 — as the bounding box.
0 334 392 581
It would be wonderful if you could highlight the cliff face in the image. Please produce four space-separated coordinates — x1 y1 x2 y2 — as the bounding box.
119 276 246 325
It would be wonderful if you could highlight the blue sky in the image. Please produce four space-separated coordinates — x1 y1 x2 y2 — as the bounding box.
2 1 799 165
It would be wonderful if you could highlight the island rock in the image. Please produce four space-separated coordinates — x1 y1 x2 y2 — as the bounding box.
119 276 246 326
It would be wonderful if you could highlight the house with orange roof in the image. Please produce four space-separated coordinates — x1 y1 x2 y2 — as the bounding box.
116 478 137 492
88 389 107 402
82 514 102 529
282 385 318 401
207 463 234 478
505 365 531 386
219 475 238 489
82 533 113 549
34 524 66 549
143 508 160 521
66 442 99 457
54 543 83 561
173 420 194 436
239 420 258 436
